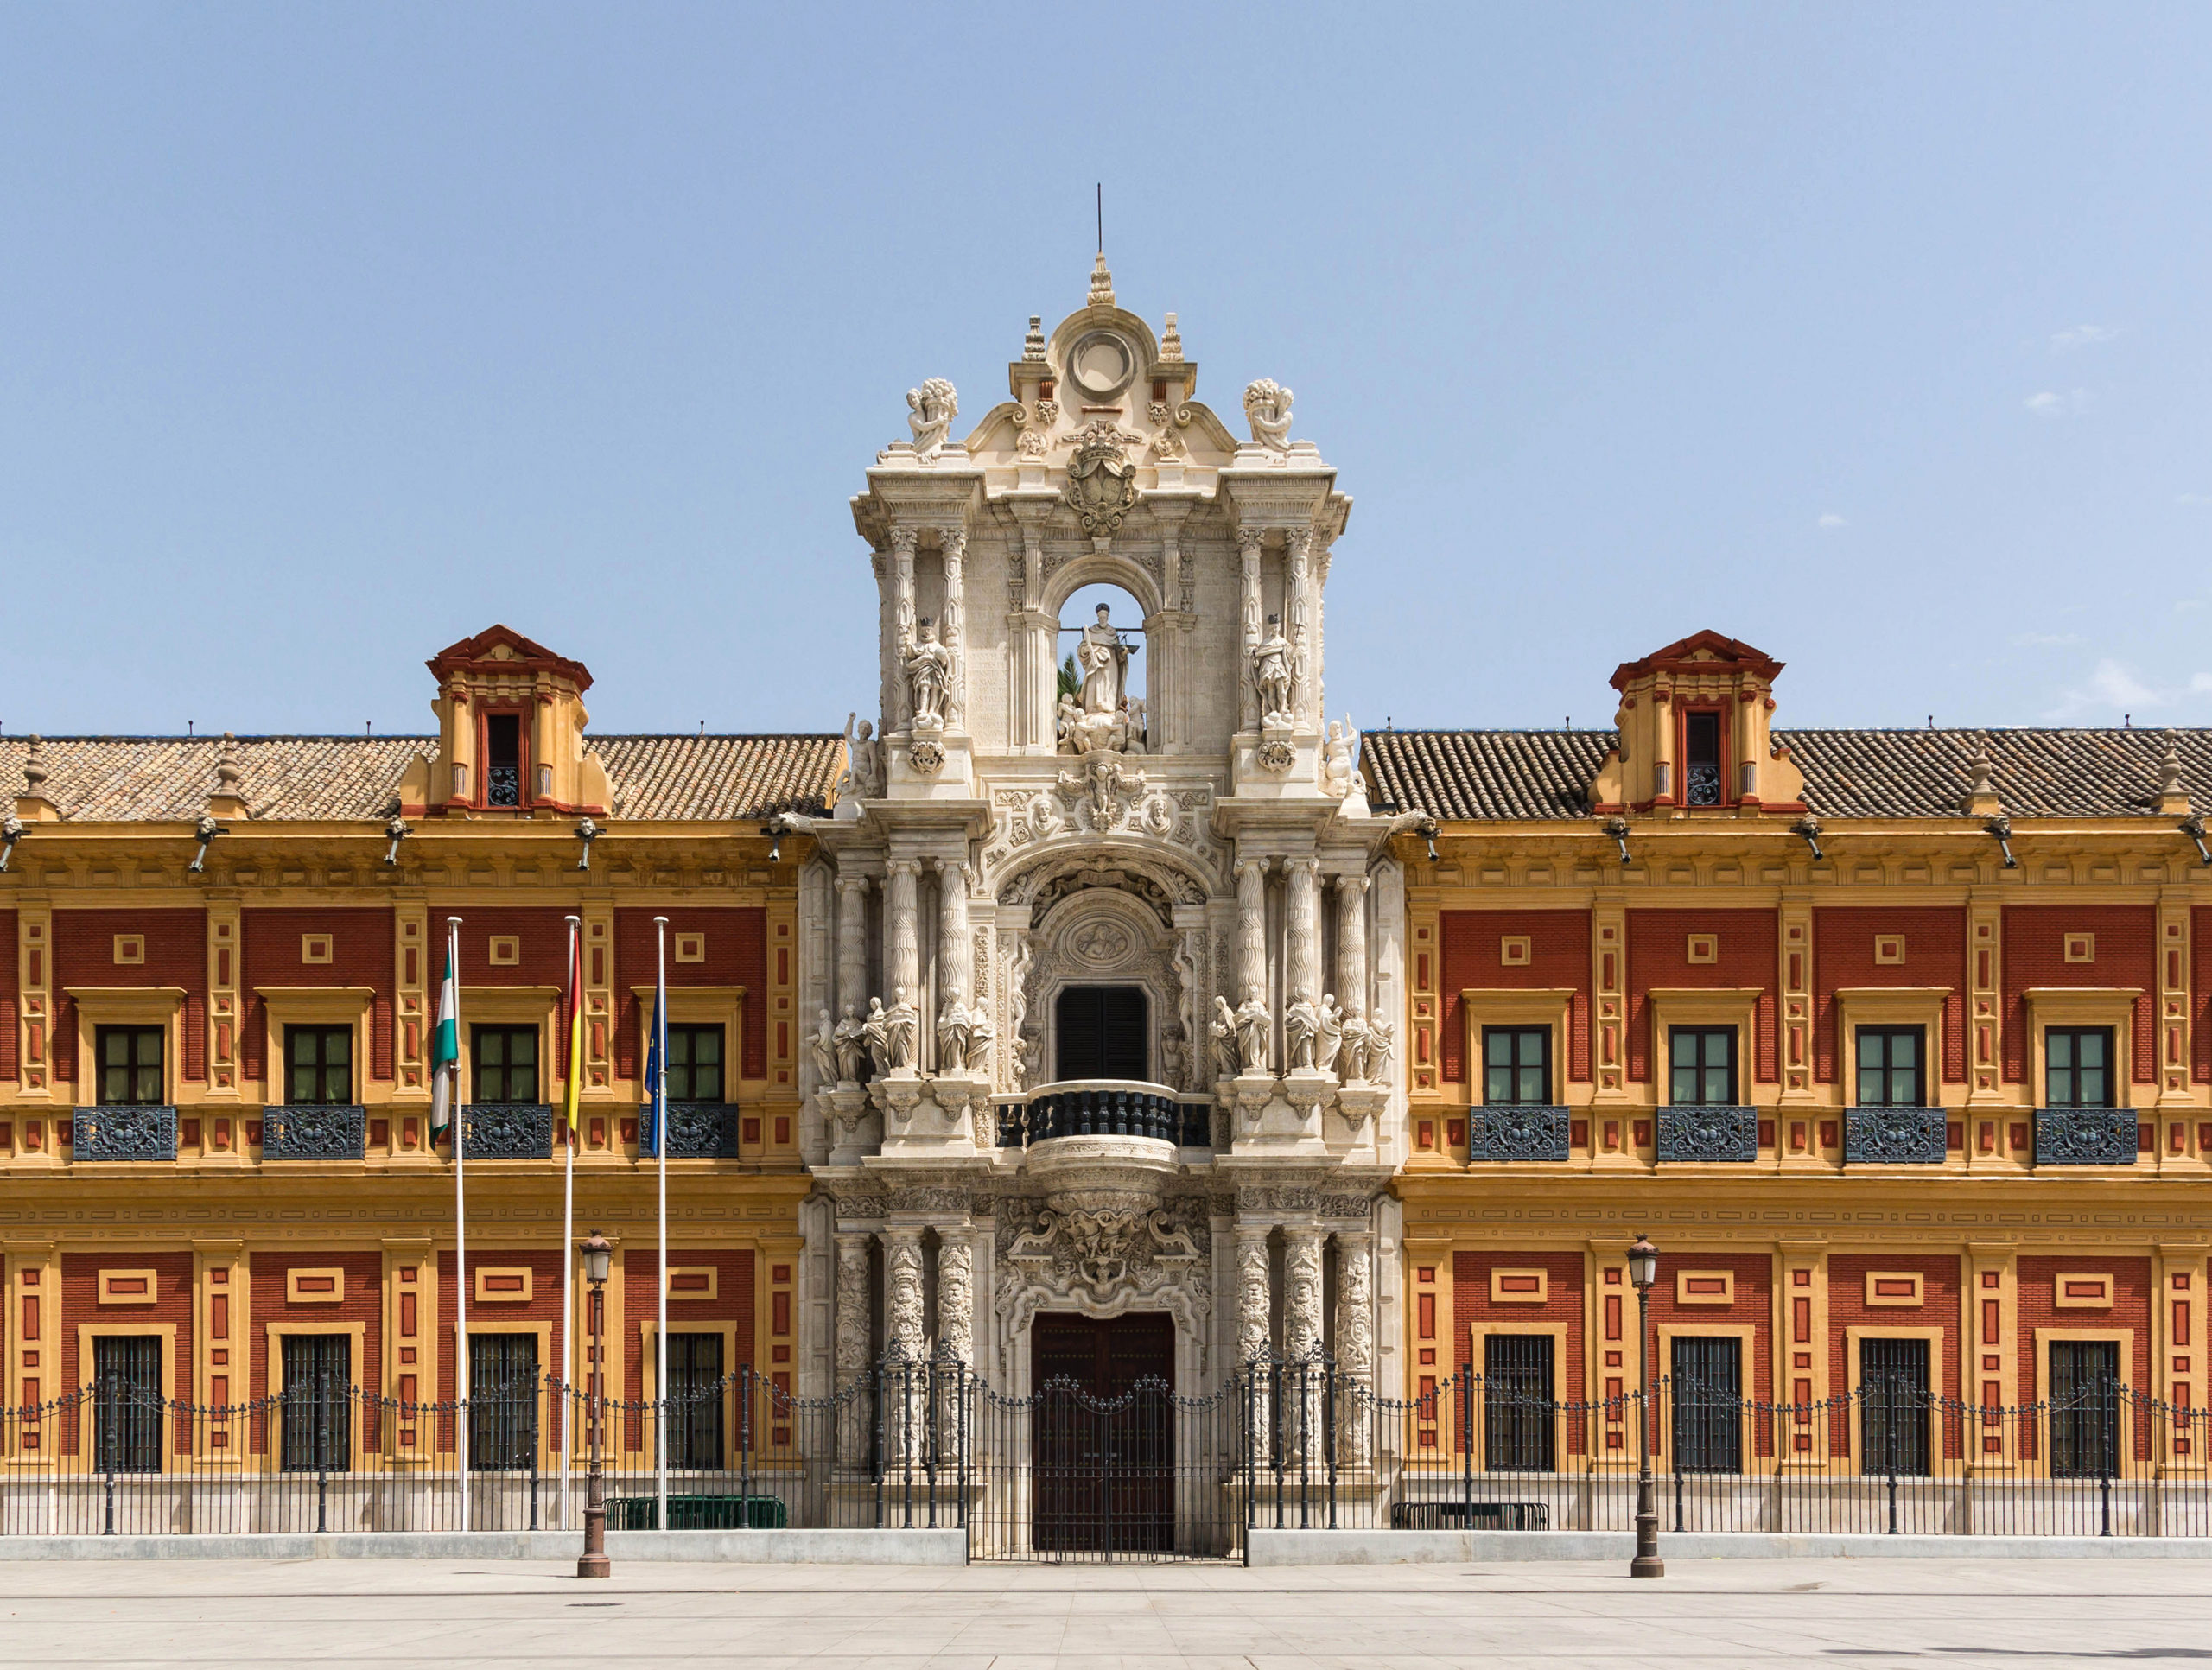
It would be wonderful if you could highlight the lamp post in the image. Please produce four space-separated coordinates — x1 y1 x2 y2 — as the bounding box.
577 1229 613 1579
1627 1235 1663 1578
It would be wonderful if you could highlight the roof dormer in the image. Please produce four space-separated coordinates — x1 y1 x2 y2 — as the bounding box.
1587 630 1806 815
412 625 611 817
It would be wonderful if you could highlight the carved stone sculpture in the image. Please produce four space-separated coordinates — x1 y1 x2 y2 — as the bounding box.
882 986 919 1072
1251 616 1295 725
1234 995 1271 1075
901 619 956 731
860 997 890 1077
1338 1012 1370 1083
906 378 958 462
833 1003 868 1083
1358 1017 1395 1084
935 1002 971 1077
809 1008 837 1089
845 719 883 799
1075 603 1135 717
1315 995 1345 1076
1212 995 1240 1081
1061 419 1141 537
1243 378 1294 451
1285 994 1320 1071
962 1004 995 1075
1321 720 1356 798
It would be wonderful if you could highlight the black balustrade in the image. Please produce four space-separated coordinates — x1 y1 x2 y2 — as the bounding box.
462 1104 556 1159
1656 1105 1758 1164
1467 1105 1571 1162
659 1102 743 1159
72 1105 178 1163
2035 1108 2139 1167
1844 1106 1948 1165
1000 1084 1210 1148
262 1104 368 1161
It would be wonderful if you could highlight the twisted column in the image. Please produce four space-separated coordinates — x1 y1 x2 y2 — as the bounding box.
1236 527 1263 731
1334 873 1370 1023
936 859 971 1070
1285 857 1320 1006
938 526 967 729
836 875 870 1026
885 859 921 1016
1236 857 1269 1005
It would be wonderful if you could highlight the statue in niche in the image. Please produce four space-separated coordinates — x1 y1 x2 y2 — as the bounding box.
1251 615 1295 726
1056 604 1143 755
833 1002 869 1083
906 378 958 462
902 619 956 732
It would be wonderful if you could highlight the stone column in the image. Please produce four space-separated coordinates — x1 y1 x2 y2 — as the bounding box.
1235 1223 1274 1463
885 859 921 1019
834 1231 874 1465
937 859 972 1067
1236 527 1263 732
1285 528 1312 725
1282 1227 1326 1469
888 528 918 731
882 1227 927 1466
1333 1229 1376 1469
1236 858 1269 1005
836 875 870 1035
938 526 967 730
1285 857 1320 1006
1334 873 1370 1023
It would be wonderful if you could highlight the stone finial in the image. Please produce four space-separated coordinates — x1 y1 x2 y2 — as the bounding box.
15 733 58 822
22 734 47 792
1243 378 1294 451
208 730 250 818
1961 746 2003 817
1022 314 1045 361
905 378 958 463
2158 734 2192 816
1087 251 1115 308
1160 313 1183 362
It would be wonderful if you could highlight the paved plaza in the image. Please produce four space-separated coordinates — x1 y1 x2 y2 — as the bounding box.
3 1557 2207 1668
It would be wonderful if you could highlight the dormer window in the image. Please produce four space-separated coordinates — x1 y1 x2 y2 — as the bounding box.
484 714 523 808
1685 711 1723 807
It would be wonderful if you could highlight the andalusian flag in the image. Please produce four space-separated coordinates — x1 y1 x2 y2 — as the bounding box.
429 937 460 1137
562 926 584 1137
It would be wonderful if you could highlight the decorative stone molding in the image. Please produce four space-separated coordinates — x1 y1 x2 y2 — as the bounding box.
995 1197 1210 1375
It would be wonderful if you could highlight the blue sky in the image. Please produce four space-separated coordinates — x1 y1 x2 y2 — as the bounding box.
3 3 2209 739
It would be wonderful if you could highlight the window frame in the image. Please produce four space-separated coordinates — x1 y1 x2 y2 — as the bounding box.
1667 1025 1738 1108
91 1334 165 1475
664 1023 726 1104
284 1023 355 1107
1854 1025 1926 1109
96 1024 168 1107
1857 1336 1932 1478
467 1332 541 1472
278 1333 353 1474
1669 1333 1744 1474
471 1023 541 1106
1482 1332 1556 1472
1681 707 1728 808
2044 1025 2116 1109
1053 985 1149 1083
665 1331 728 1471
1481 1025 1554 1107
477 707 530 810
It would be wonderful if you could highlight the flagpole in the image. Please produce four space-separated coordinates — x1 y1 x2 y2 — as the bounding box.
448 915 468 1533
654 914 670 1529
561 914 580 1532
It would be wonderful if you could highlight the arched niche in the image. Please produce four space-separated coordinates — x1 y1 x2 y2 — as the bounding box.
1021 886 1181 1091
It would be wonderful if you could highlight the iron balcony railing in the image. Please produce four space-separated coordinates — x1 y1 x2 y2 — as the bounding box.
71 1105 178 1163
261 1104 368 1162
651 1102 743 1159
2035 1108 2139 1166
1656 1104 1758 1163
461 1104 556 1160
1466 1105 1572 1162
1844 1106 1948 1165
997 1081 1211 1149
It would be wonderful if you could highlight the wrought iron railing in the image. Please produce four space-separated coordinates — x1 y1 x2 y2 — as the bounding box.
2035 1108 2139 1166
1656 1105 1758 1163
71 1105 178 1163
461 1104 555 1159
1 1356 2201 1547
1844 1105 1948 1165
1001 1082 1210 1149
1467 1105 1571 1162
261 1104 368 1161
652 1102 742 1159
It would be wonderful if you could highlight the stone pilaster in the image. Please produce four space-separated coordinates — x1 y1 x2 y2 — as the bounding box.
1236 527 1263 732
834 1231 874 1465
887 527 918 730
937 859 972 1046
1333 1229 1376 1468
938 525 967 730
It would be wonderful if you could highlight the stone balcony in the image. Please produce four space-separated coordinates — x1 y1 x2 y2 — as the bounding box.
997 1081 1213 1151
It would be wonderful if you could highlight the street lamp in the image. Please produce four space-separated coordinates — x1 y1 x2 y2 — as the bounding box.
1627 1235 1663 1578
577 1229 613 1579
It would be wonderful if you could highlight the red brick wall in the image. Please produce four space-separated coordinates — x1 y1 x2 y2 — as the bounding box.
0 910 16 1082
1651 1252 1773 1453
248 1252 385 1397
1451 1249 1586 1452
613 907 768 1082
1437 911 1592 1084
1827 1254 1963 1459
241 909 396 1086
1812 908 1969 1083
623 1248 757 1400
1626 910 1778 1084
2194 909 2212 1083
53 910 207 1084
2017 1254 2153 1461
60 1251 195 1388
448 908 575 1077
435 1248 569 1400
2000 907 2156 1084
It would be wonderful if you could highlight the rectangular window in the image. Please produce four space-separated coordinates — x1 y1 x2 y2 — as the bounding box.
1855 1026 1925 1108
667 1332 726 1471
1684 711 1723 807
2049 1339 2122 1479
280 1334 353 1473
1054 986 1148 1082
469 1333 539 1471
97 1025 166 1107
285 1025 353 1106
472 1025 539 1105
1483 1334 1555 1472
665 1024 725 1103
92 1336 162 1475
1669 1027 1737 1107
484 714 523 808
1482 1026 1551 1106
1670 1335 1742 1474
1859 1337 1930 1477
2045 1027 2114 1108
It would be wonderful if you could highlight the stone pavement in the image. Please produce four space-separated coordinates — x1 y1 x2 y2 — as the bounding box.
3 1556 2205 1667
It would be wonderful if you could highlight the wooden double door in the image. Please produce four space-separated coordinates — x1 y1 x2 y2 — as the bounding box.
1030 1313 1176 1553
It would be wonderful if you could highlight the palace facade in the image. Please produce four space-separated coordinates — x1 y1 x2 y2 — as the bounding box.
3 259 2208 1495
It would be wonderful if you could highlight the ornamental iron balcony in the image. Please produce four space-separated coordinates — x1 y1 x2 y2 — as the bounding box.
1844 1106 1948 1165
73 1104 178 1162
2035 1107 2139 1167
1000 1082 1211 1149
1467 1104 1571 1162
461 1103 555 1160
656 1102 742 1159
262 1104 368 1161
1656 1104 1758 1164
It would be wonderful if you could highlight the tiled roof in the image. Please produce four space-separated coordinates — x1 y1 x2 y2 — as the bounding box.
1362 727 2212 822
0 734 842 823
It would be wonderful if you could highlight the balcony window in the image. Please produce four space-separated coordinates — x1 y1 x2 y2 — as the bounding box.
286 1025 353 1105
484 713 523 808
1855 1026 1924 1108
1684 711 1723 807
1483 1026 1551 1105
98 1025 165 1106
1055 986 1147 1082
664 1024 724 1102
2045 1027 2113 1108
1669 1026 1737 1106
472 1024 539 1104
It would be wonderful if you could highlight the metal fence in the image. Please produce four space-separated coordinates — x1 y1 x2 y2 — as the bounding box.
5 1355 2208 1553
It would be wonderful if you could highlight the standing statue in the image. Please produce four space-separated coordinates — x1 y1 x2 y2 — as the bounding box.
840 718 883 800
1211 995 1241 1081
809 1007 838 1089
901 619 956 730
1338 1011 1370 1083
1243 378 1294 451
859 998 891 1077
1322 720 1356 798
1250 615 1295 724
1285 994 1321 1071
906 378 958 462
882 987 920 1072
1234 995 1272 1075
1315 995 1346 1076
832 1002 869 1083
936 1001 972 1077
1359 1018 1395 1084
1076 604 1135 717
963 1006 995 1075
